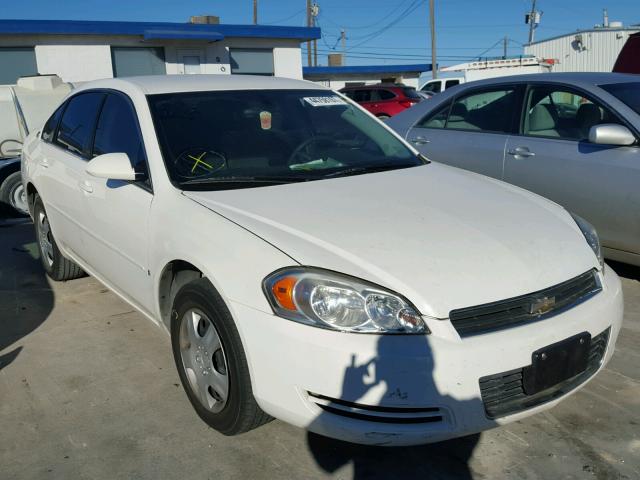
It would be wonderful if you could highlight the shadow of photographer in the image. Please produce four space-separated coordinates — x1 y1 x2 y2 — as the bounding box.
306 332 484 479
0 222 54 371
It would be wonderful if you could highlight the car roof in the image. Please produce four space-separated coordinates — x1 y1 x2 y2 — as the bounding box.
462 72 639 89
341 84 408 90
73 74 327 95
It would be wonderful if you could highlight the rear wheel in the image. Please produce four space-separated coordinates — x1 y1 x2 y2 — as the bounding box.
0 171 28 215
33 195 84 281
171 278 271 435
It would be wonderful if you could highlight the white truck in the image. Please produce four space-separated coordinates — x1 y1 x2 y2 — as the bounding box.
420 57 554 94
0 75 72 214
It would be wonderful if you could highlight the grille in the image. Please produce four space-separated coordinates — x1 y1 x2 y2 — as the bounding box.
450 270 601 337
479 328 610 418
307 392 444 424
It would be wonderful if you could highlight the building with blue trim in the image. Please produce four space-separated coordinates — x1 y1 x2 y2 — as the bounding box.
0 18 321 85
303 64 432 90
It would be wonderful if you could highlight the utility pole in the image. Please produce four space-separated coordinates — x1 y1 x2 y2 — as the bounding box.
306 0 312 67
311 3 319 67
340 29 346 65
503 35 508 58
429 0 437 79
253 0 258 24
526 0 541 43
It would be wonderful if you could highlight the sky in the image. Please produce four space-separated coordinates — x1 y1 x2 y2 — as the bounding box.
1 0 638 68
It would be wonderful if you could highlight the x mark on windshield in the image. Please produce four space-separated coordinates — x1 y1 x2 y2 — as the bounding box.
188 152 214 173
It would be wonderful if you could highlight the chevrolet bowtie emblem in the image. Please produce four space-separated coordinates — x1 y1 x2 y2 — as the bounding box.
529 296 556 315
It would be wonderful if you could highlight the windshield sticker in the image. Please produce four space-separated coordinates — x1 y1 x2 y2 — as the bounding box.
303 96 347 107
259 111 272 130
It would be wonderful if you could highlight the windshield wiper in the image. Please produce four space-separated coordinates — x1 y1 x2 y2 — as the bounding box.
322 162 421 179
178 176 309 188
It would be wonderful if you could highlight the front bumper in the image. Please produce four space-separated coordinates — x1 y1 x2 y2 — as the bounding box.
230 265 623 446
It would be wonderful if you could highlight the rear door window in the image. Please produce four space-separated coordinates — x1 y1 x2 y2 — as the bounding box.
446 88 517 133
445 79 460 89
55 92 105 157
354 90 372 102
416 102 451 129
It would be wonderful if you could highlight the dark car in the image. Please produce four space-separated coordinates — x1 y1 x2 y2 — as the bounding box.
0 156 27 215
340 84 422 119
613 32 640 74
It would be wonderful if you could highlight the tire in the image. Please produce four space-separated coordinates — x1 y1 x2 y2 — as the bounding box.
0 171 28 216
171 278 271 435
33 195 85 281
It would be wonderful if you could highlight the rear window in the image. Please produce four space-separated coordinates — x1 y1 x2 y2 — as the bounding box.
600 82 640 116
402 88 421 99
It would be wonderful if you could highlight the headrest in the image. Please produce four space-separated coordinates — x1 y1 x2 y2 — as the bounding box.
576 103 602 130
529 104 556 131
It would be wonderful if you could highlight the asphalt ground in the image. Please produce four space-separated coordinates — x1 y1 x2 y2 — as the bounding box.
1 219 639 479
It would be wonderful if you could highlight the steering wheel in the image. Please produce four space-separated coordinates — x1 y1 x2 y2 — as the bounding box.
287 136 335 166
173 147 227 179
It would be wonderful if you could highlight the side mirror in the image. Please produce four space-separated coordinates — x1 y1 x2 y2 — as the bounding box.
589 124 636 146
86 153 137 181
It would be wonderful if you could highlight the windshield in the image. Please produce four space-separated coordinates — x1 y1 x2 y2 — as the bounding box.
599 82 640 116
147 89 423 190
402 87 422 100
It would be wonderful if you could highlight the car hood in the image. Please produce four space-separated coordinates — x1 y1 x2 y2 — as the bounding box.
183 164 597 318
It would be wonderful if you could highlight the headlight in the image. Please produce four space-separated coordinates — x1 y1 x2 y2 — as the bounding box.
570 213 604 269
263 268 428 334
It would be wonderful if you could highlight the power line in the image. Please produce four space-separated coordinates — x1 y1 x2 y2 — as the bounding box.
318 0 414 30
345 0 426 49
263 9 306 25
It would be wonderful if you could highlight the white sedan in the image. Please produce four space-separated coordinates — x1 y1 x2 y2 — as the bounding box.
21 75 623 446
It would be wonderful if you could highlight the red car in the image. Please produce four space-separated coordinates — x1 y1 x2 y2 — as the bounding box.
613 32 640 73
340 84 422 119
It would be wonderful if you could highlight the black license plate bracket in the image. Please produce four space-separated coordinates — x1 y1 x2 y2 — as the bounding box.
523 332 591 395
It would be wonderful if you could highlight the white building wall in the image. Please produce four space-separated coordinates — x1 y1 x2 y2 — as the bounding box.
524 28 639 72
0 35 306 82
35 45 113 82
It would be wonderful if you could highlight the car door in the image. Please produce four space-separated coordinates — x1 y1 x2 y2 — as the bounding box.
77 92 155 313
406 86 523 179
37 92 105 256
503 83 640 256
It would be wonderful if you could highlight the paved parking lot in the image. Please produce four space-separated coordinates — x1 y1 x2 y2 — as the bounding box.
1 219 639 480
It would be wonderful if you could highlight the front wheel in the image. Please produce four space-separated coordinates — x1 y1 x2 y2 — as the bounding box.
171 278 271 435
33 195 84 281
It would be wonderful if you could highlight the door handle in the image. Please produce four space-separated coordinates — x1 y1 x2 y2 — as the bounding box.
79 180 93 193
411 136 430 145
40 158 50 168
507 147 535 158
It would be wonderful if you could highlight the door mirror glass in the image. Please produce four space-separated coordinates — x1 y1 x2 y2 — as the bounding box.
589 124 636 146
86 153 137 181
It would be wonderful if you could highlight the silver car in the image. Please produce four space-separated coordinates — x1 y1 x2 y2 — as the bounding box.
387 73 640 266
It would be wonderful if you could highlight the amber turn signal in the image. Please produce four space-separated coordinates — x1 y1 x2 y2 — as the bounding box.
271 276 298 311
